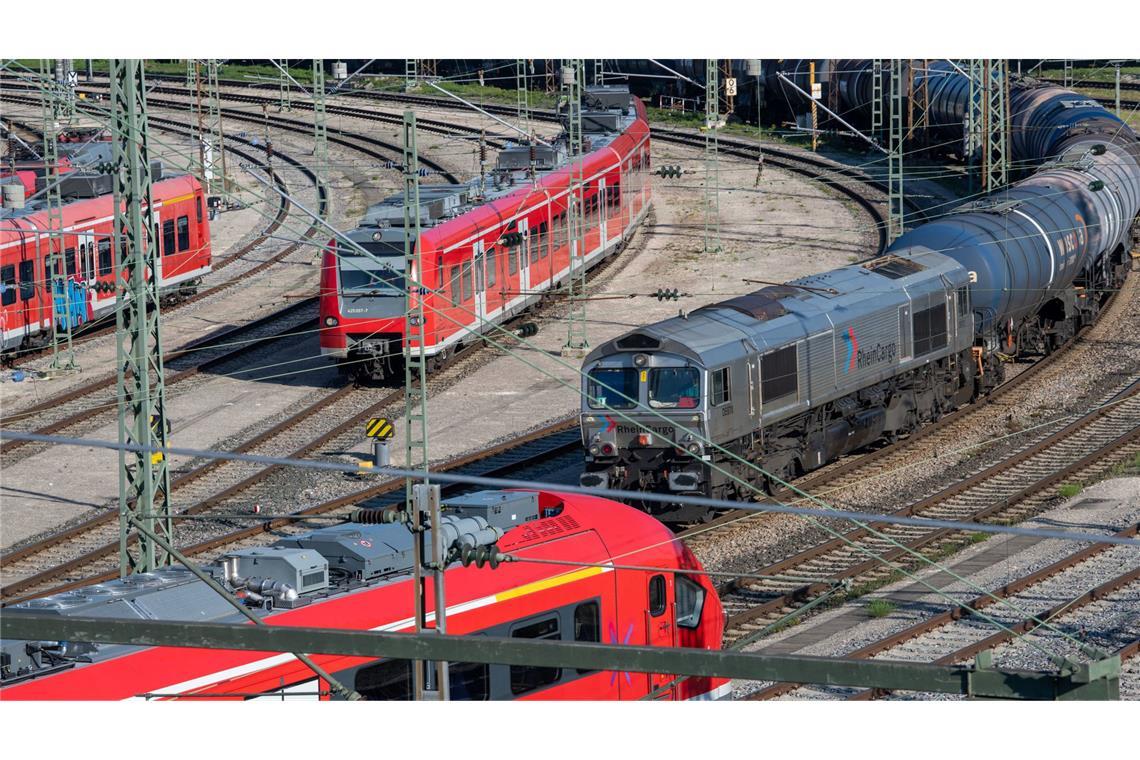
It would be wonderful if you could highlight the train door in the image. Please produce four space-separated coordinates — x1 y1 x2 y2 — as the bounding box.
597 178 608 252
473 241 487 324
77 231 95 324
898 305 913 362
644 573 677 698
517 219 530 296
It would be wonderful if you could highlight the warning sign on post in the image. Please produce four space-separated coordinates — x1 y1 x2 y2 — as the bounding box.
811 82 822 100
365 417 395 440
725 78 737 97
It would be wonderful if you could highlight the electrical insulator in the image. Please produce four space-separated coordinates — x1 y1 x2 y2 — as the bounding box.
479 132 487 164
529 143 536 164
654 288 680 302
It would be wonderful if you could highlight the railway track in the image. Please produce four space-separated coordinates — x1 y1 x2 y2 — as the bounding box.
711 375 1139 650
746 521 1139 700
0 419 580 604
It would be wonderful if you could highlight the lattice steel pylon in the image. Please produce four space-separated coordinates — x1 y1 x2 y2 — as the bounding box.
278 60 292 112
594 58 604 86
111 59 173 576
199 60 227 197
704 59 721 253
312 60 328 194
561 59 589 356
401 110 441 700
405 59 418 92
516 58 530 137
871 59 884 142
1063 59 1074 89
888 58 905 243
965 59 985 193
981 59 1009 193
40 60 77 374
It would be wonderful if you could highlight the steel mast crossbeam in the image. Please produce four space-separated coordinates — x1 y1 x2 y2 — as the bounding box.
110 59 173 576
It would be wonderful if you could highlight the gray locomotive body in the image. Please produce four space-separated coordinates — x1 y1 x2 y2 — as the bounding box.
581 249 975 521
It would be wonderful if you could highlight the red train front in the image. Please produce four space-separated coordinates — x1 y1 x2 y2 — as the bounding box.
0 489 727 701
320 86 651 381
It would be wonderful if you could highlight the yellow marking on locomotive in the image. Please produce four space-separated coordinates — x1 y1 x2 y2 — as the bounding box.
494 565 608 602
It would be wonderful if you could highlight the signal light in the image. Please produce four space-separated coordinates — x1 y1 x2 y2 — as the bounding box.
500 231 524 247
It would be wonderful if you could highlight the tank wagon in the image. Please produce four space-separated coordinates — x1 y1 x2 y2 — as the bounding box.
579 64 1140 521
1 489 727 701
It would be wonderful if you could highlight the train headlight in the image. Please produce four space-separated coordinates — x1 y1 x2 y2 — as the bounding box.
589 444 601 456
372 231 383 241
324 316 339 327
633 353 649 367
686 442 702 455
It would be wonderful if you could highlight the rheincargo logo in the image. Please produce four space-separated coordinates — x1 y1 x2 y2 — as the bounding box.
842 328 897 373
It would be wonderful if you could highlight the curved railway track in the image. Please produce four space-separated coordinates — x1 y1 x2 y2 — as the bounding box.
712 376 1139 650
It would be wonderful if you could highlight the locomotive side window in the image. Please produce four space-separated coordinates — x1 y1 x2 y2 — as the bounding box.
485 247 497 288
449 265 461 305
64 248 77 278
648 367 700 409
196 195 203 224
538 221 549 258
761 346 797 403
649 575 667 616
510 615 562 695
508 247 518 275
1 265 15 306
18 260 35 301
710 367 731 407
98 238 113 275
448 660 490 700
177 216 191 251
162 220 176 257
354 659 411 700
586 367 638 409
80 243 91 281
675 576 706 629
461 262 473 301
913 303 948 356
957 286 970 318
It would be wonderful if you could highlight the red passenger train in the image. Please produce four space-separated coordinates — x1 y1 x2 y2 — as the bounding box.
0 173 212 355
0 489 729 700
319 85 652 380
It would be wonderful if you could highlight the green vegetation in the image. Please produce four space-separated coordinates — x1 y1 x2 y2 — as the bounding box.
1057 482 1083 499
401 79 558 110
867 599 897 618
1108 451 1140 477
1038 65 1140 84
968 532 990 545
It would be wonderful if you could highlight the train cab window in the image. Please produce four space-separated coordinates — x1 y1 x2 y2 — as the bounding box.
586 367 638 409
64 248 77 278
957 287 970 318
913 303 948 356
485 248 497 288
449 265 461 305
574 601 601 674
177 216 191 251
196 195 203 224
354 659 411 700
649 575 667 617
18 260 35 301
510 615 562 695
97 238 113 276
162 220 176 257
710 366 731 407
760 346 797 404
1 265 15 306
461 262 473 301
648 367 700 409
675 576 706 629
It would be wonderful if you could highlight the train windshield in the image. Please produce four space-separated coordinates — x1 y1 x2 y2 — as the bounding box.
586 368 638 410
339 257 405 295
648 367 700 409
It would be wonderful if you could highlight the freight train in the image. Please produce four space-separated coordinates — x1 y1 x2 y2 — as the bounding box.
579 65 1140 521
0 171 212 355
319 84 651 381
0 489 727 700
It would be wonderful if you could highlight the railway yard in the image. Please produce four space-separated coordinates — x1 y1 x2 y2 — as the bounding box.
1 26 1140 748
